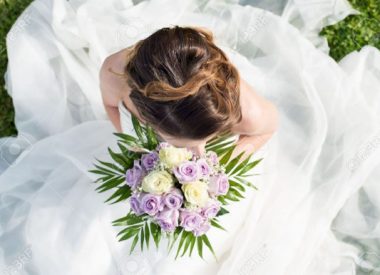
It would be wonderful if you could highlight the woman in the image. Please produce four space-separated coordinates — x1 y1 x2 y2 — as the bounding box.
99 26 278 157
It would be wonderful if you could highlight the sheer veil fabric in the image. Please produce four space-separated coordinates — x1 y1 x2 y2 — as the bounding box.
1 0 380 274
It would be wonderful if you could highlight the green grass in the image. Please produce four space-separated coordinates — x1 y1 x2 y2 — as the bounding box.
0 0 34 137
320 0 380 61
0 0 379 137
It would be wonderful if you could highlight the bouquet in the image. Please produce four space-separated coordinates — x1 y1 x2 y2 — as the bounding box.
90 116 262 260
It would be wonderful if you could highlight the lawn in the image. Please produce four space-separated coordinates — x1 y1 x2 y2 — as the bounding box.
0 0 34 137
0 0 379 137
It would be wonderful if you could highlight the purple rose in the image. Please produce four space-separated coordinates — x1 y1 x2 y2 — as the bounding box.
207 151 219 166
141 152 159 171
173 161 198 183
163 188 183 209
140 193 163 216
179 209 204 232
197 159 211 177
208 173 229 196
193 220 211 236
130 193 143 216
155 208 179 232
200 200 221 219
125 160 145 189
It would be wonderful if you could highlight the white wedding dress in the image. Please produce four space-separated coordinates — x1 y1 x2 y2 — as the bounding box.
1 0 380 274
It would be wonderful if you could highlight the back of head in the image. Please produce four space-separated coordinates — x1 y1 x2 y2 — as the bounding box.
122 25 242 140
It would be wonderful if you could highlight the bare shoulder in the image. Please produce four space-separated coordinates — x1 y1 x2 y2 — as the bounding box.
231 77 278 136
99 49 130 106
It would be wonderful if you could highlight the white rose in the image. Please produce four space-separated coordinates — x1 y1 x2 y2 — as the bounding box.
181 181 209 207
142 170 174 195
159 146 192 169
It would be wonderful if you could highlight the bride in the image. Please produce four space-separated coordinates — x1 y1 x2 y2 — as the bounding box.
1 0 380 274
99 25 278 157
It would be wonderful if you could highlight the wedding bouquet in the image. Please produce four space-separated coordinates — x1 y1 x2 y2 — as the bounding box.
90 116 262 260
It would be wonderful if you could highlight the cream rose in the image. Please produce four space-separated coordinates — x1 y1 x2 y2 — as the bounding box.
181 181 209 207
142 170 174 195
159 146 192 169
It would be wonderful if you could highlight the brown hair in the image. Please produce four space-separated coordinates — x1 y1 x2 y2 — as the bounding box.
116 25 242 140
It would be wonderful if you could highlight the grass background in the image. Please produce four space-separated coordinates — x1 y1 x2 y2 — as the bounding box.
0 0 34 137
0 0 379 137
